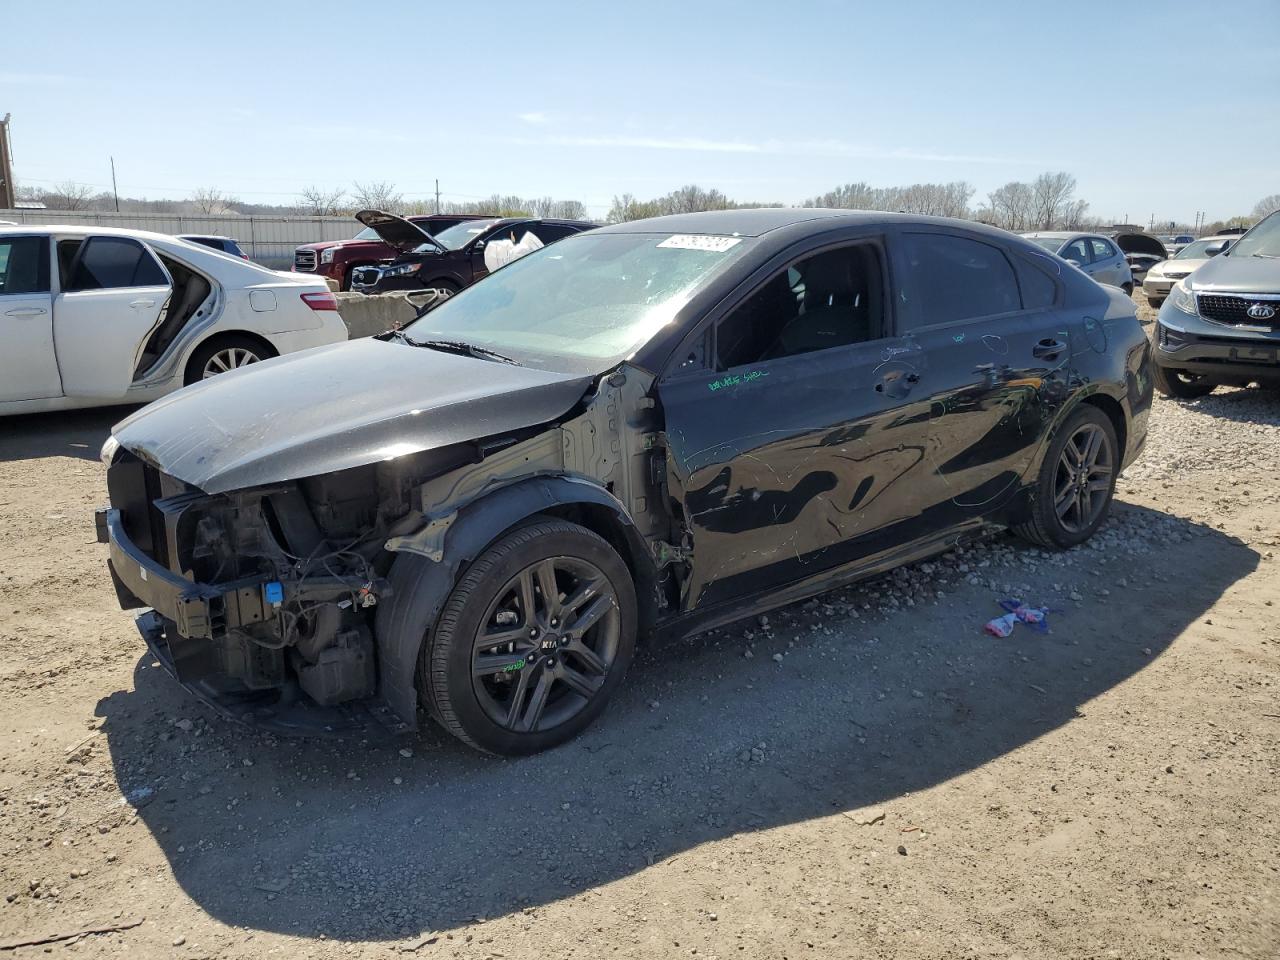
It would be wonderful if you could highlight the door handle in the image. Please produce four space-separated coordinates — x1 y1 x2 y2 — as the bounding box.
1032 339 1066 360
129 299 156 309
4 307 47 317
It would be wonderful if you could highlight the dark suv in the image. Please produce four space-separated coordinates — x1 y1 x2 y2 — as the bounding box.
349 212 594 294
1153 210 1280 398
293 214 490 290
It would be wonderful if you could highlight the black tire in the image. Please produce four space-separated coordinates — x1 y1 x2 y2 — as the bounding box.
421 278 460 295
183 335 277 385
1122 282 1134 296
417 519 636 756
1146 296 1165 309
1153 363 1216 399
1013 405 1118 550
341 266 358 292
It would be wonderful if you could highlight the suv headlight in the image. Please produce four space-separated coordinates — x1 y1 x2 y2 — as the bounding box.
320 247 336 264
382 263 420 278
1167 280 1197 316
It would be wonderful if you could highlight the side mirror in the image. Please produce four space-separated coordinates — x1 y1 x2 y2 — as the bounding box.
472 240 486 252
1204 241 1227 257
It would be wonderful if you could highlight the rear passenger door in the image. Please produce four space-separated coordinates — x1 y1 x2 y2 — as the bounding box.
53 236 171 399
888 229 1072 526
0 234 61 401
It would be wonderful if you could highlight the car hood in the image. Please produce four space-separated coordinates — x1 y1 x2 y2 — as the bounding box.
111 338 594 494
1150 258 1207 277
296 239 383 253
1113 233 1168 258
354 209 441 253
1186 253 1280 295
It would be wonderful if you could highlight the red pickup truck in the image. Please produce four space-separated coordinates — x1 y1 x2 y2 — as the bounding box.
293 214 490 290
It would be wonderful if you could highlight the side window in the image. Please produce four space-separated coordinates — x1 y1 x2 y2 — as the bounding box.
896 233 1022 331
1090 238 1115 260
68 237 168 291
1016 256 1059 309
1061 238 1090 264
0 236 50 295
530 223 578 244
715 244 883 370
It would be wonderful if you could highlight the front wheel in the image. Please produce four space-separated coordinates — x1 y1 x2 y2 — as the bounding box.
1122 282 1134 296
420 519 636 756
1014 405 1118 550
1153 363 1215 399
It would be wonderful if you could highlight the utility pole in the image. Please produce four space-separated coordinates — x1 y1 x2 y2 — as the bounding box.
109 156 120 212
0 114 15 210
434 178 440 215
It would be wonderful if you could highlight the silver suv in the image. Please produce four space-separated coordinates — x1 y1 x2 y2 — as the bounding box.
1153 211 1280 397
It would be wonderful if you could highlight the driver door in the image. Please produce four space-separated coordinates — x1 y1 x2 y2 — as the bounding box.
0 234 61 402
53 236 171 399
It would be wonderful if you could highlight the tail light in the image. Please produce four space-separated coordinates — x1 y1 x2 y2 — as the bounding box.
301 291 339 311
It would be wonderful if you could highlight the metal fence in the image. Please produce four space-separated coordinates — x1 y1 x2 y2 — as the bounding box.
0 210 359 268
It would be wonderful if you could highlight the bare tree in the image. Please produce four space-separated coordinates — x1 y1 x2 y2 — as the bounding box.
299 185 347 217
48 180 94 211
350 180 403 211
1251 194 1280 220
983 181 1034 231
1031 172 1078 230
190 187 239 215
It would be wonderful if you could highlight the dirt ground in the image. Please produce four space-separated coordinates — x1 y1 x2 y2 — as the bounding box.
1 295 1278 959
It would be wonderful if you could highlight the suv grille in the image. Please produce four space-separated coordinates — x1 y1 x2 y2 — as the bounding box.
1197 294 1280 327
295 249 318 271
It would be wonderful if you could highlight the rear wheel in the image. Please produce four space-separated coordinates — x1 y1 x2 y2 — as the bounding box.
1153 363 1215 399
420 519 636 756
183 335 277 385
1014 405 1118 550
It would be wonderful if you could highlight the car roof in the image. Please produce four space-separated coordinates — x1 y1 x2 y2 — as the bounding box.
601 208 1021 240
178 234 236 241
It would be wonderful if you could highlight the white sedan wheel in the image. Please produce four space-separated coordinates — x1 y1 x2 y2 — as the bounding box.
202 346 262 379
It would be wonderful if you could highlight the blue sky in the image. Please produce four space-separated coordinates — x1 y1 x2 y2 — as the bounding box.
3 0 1277 221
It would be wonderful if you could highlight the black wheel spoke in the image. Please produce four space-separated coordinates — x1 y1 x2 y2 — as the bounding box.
474 651 530 678
560 576 605 616
503 668 534 727
566 638 608 676
534 559 561 621
1054 480 1076 517
559 663 603 700
567 593 612 636
517 568 538 627
515 670 554 732
474 625 529 653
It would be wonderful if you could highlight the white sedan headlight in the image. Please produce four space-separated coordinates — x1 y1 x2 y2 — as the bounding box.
320 247 336 264
99 435 120 466
1167 280 1198 316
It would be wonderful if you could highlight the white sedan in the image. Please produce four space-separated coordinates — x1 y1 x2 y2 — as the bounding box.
1141 235 1236 308
0 225 348 415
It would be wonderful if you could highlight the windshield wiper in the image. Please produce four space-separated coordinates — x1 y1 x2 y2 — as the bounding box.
405 337 522 366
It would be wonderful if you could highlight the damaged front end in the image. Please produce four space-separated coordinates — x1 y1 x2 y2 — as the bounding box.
97 444 472 736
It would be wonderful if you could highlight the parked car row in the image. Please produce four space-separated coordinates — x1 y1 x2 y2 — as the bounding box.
0 226 345 414
95 209 1153 755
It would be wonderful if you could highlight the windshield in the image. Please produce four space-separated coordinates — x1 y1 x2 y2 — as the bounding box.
1174 239 1221 260
402 231 755 370
418 219 501 252
1228 213 1280 258
1027 236 1066 253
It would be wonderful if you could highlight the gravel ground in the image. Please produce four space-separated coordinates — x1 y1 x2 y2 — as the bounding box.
1 295 1277 958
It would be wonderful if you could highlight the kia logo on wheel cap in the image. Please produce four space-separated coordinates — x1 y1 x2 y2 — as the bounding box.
1246 302 1276 320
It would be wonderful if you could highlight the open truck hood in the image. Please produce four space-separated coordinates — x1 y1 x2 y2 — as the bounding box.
354 209 443 253
111 338 593 494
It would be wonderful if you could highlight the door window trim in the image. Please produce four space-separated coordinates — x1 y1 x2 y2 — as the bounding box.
660 234 894 380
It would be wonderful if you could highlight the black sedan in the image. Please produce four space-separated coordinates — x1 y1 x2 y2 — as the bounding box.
349 211 594 294
97 209 1152 755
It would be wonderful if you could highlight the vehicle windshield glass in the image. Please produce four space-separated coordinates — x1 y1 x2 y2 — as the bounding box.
1174 239 1219 260
417 219 501 252
1228 214 1280 258
1027 236 1065 253
402 231 755 370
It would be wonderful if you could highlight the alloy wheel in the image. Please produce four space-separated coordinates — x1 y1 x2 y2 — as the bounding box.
202 346 261 379
471 556 620 734
1053 423 1113 534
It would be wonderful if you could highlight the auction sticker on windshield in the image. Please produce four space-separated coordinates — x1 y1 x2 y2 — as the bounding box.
657 235 743 252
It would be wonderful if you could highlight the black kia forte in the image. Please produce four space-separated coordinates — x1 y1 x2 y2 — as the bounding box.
97 209 1152 755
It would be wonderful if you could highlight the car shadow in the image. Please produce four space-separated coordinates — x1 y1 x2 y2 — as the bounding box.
1163 384 1280 423
0 407 139 464
95 503 1257 943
